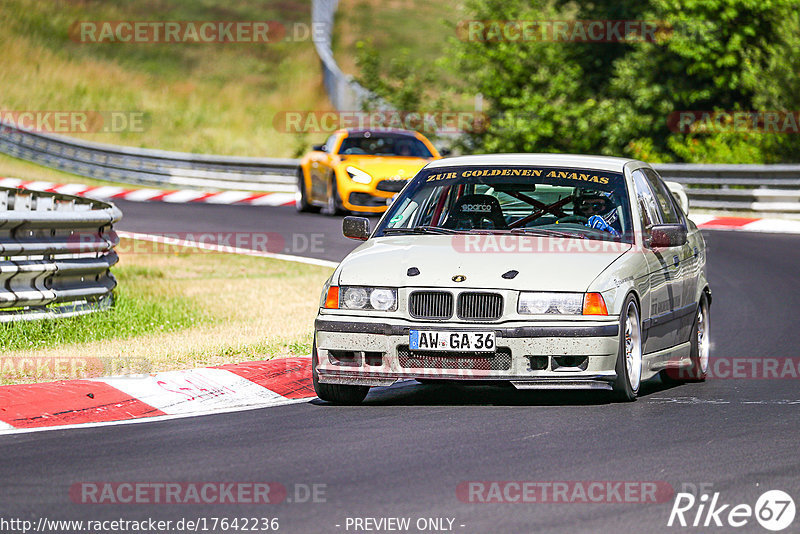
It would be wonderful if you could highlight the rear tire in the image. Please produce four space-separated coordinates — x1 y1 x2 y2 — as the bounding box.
660 295 710 383
612 295 642 402
295 168 319 213
312 342 369 405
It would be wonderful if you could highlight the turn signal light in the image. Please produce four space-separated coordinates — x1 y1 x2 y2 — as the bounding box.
582 293 608 315
324 286 340 309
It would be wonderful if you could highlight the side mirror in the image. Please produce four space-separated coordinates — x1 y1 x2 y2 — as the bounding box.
649 224 687 248
312 144 325 152
343 216 370 241
438 147 452 157
665 181 690 215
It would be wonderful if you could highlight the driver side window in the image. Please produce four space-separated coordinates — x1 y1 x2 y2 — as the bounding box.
643 168 683 225
631 169 662 230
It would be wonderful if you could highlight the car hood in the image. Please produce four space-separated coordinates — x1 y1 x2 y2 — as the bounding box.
337 235 632 292
335 155 431 180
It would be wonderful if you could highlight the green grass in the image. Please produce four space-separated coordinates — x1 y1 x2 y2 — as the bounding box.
0 0 329 157
0 288 200 352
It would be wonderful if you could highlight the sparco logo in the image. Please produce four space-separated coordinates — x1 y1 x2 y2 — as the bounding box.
461 204 492 213
668 489 796 530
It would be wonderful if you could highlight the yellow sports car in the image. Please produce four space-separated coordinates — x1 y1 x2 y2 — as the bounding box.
296 128 441 214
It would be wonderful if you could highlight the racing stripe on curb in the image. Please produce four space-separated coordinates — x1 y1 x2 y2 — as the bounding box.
0 380 167 429
216 358 314 399
0 178 295 207
93 368 290 415
693 215 800 234
0 358 316 433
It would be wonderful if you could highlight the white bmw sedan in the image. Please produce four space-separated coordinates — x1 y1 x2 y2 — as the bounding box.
312 154 711 403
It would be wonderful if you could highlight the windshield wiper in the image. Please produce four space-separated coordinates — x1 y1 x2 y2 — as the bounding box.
508 227 588 239
382 226 458 235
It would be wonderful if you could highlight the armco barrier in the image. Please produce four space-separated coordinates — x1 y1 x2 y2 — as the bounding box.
2 114 798 214
311 0 384 112
0 120 299 192
654 164 800 213
0 186 120 322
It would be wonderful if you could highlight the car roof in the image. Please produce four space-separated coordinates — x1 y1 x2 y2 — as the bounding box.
425 153 644 173
336 128 420 138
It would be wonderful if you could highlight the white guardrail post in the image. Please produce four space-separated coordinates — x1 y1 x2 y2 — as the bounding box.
0 186 120 322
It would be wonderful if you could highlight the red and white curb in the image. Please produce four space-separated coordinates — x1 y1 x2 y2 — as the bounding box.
692 214 800 234
0 177 296 206
0 357 316 434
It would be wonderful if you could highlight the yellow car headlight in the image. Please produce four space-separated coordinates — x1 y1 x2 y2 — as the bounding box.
346 166 372 184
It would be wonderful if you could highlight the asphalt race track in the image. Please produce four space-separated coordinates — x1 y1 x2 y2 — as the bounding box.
1 201 798 533
111 199 370 263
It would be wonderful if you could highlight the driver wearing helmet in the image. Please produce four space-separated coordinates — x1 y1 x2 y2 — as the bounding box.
574 191 621 237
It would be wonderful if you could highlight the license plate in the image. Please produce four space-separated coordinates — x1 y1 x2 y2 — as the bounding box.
409 330 496 352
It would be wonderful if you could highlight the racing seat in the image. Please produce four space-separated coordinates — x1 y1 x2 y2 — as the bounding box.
443 194 507 230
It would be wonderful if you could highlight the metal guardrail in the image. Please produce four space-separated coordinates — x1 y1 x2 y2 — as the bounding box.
654 164 800 213
0 121 300 192
312 0 380 112
0 186 120 323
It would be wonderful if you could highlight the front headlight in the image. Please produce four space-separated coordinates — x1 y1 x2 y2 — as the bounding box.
346 166 372 184
518 292 584 315
340 286 397 311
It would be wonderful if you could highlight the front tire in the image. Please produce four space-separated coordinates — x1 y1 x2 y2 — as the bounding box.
612 295 642 402
324 175 345 216
312 342 369 405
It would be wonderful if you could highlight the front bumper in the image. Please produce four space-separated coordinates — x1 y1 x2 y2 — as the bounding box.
338 175 407 213
314 316 621 390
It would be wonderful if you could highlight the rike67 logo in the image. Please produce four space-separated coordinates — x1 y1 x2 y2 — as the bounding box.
668 488 796 531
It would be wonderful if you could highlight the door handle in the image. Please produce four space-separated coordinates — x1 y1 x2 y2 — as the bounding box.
673 255 680 267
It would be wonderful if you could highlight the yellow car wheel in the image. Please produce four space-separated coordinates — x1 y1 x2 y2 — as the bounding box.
295 168 319 213
325 174 345 216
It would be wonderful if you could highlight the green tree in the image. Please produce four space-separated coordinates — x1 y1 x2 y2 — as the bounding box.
609 0 800 162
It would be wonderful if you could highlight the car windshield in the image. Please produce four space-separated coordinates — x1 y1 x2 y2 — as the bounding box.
337 134 433 158
375 165 634 242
